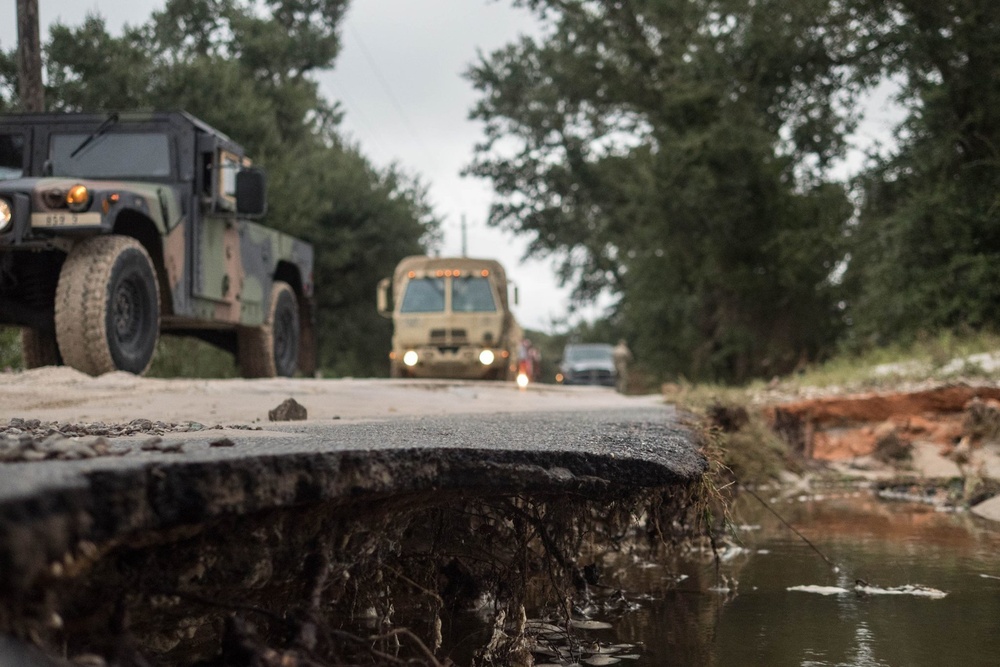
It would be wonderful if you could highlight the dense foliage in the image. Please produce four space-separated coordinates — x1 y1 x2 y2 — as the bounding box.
469 0 1000 383
843 0 1000 347
2 0 439 377
467 0 857 382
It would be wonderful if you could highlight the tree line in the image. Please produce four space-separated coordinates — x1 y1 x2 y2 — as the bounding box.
468 0 1000 383
1 0 440 377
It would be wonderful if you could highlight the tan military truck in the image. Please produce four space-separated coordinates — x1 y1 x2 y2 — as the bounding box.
0 111 315 377
377 256 522 380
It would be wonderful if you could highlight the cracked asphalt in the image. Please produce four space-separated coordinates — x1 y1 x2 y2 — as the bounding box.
0 372 704 593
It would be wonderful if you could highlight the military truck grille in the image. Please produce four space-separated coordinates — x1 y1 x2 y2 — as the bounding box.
429 329 468 344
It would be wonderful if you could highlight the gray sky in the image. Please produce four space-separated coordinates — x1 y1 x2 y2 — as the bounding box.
2 1 904 331
1 0 597 331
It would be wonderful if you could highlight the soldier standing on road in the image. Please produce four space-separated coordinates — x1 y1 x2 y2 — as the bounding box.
613 339 633 393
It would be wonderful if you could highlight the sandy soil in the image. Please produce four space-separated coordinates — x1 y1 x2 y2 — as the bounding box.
0 367 661 426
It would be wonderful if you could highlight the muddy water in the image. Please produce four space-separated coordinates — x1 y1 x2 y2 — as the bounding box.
597 492 1000 666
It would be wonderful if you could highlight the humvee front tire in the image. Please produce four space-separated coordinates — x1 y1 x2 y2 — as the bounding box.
238 281 300 378
20 328 61 368
55 236 161 376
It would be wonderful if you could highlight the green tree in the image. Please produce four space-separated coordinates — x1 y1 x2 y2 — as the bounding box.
844 0 1000 345
467 0 856 382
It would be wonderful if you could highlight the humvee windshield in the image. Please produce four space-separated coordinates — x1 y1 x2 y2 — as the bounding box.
49 133 172 178
0 133 25 180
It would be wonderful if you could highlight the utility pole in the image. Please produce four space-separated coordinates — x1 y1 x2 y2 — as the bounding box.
461 214 468 257
17 0 45 112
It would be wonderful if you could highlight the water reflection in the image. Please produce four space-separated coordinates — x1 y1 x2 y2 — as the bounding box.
588 493 1000 666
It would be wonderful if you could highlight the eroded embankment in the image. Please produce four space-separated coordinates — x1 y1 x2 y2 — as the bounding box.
0 411 708 666
764 384 1000 464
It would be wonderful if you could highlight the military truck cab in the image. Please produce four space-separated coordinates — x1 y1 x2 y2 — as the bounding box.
377 256 522 380
0 111 315 377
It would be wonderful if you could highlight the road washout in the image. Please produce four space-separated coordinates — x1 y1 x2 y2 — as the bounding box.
697 379 1000 522
0 369 710 666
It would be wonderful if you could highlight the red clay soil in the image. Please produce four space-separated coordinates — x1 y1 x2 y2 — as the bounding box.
763 385 1000 461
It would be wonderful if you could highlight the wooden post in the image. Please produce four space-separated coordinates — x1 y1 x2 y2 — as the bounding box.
16 0 45 112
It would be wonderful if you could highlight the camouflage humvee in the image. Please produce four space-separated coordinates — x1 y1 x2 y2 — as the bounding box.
0 111 315 377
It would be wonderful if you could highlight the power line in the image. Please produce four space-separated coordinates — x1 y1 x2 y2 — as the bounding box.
347 23 442 175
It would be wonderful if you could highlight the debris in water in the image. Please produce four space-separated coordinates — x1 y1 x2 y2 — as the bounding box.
569 619 614 630
583 656 620 666
788 583 947 598
787 585 849 596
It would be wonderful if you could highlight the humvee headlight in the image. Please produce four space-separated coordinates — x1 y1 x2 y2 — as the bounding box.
0 199 11 232
402 350 419 367
66 185 91 212
479 349 495 366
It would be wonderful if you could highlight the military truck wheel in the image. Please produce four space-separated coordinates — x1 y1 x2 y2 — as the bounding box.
55 236 161 376
20 328 62 368
238 281 300 378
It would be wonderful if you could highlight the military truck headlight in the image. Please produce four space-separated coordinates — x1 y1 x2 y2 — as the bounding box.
0 199 11 232
66 185 91 212
403 350 419 367
479 350 495 366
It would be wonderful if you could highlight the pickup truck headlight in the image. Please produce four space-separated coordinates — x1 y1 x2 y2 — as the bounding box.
403 350 419 367
0 199 11 232
479 350 495 365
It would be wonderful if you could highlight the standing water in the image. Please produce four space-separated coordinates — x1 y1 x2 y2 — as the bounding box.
500 491 1000 666
600 493 1000 667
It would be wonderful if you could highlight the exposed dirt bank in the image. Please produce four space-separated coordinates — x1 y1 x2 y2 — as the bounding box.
745 382 1000 522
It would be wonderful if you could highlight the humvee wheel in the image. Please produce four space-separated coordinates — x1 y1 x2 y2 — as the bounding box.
238 281 300 378
55 236 161 376
20 328 62 368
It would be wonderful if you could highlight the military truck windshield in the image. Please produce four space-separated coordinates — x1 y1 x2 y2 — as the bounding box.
49 133 172 178
452 276 496 312
400 278 445 313
0 133 25 180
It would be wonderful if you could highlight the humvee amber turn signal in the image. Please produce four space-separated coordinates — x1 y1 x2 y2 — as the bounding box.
66 185 91 212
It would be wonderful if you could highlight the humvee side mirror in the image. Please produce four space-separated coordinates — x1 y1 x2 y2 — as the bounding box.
376 278 392 318
236 167 267 217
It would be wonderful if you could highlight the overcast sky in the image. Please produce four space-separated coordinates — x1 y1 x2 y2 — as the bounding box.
0 0 603 332
1 1 904 331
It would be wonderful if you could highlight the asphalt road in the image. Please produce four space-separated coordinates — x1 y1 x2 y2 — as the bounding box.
0 374 704 593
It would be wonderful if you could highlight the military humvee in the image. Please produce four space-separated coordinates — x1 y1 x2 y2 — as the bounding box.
377 255 521 380
0 111 315 377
